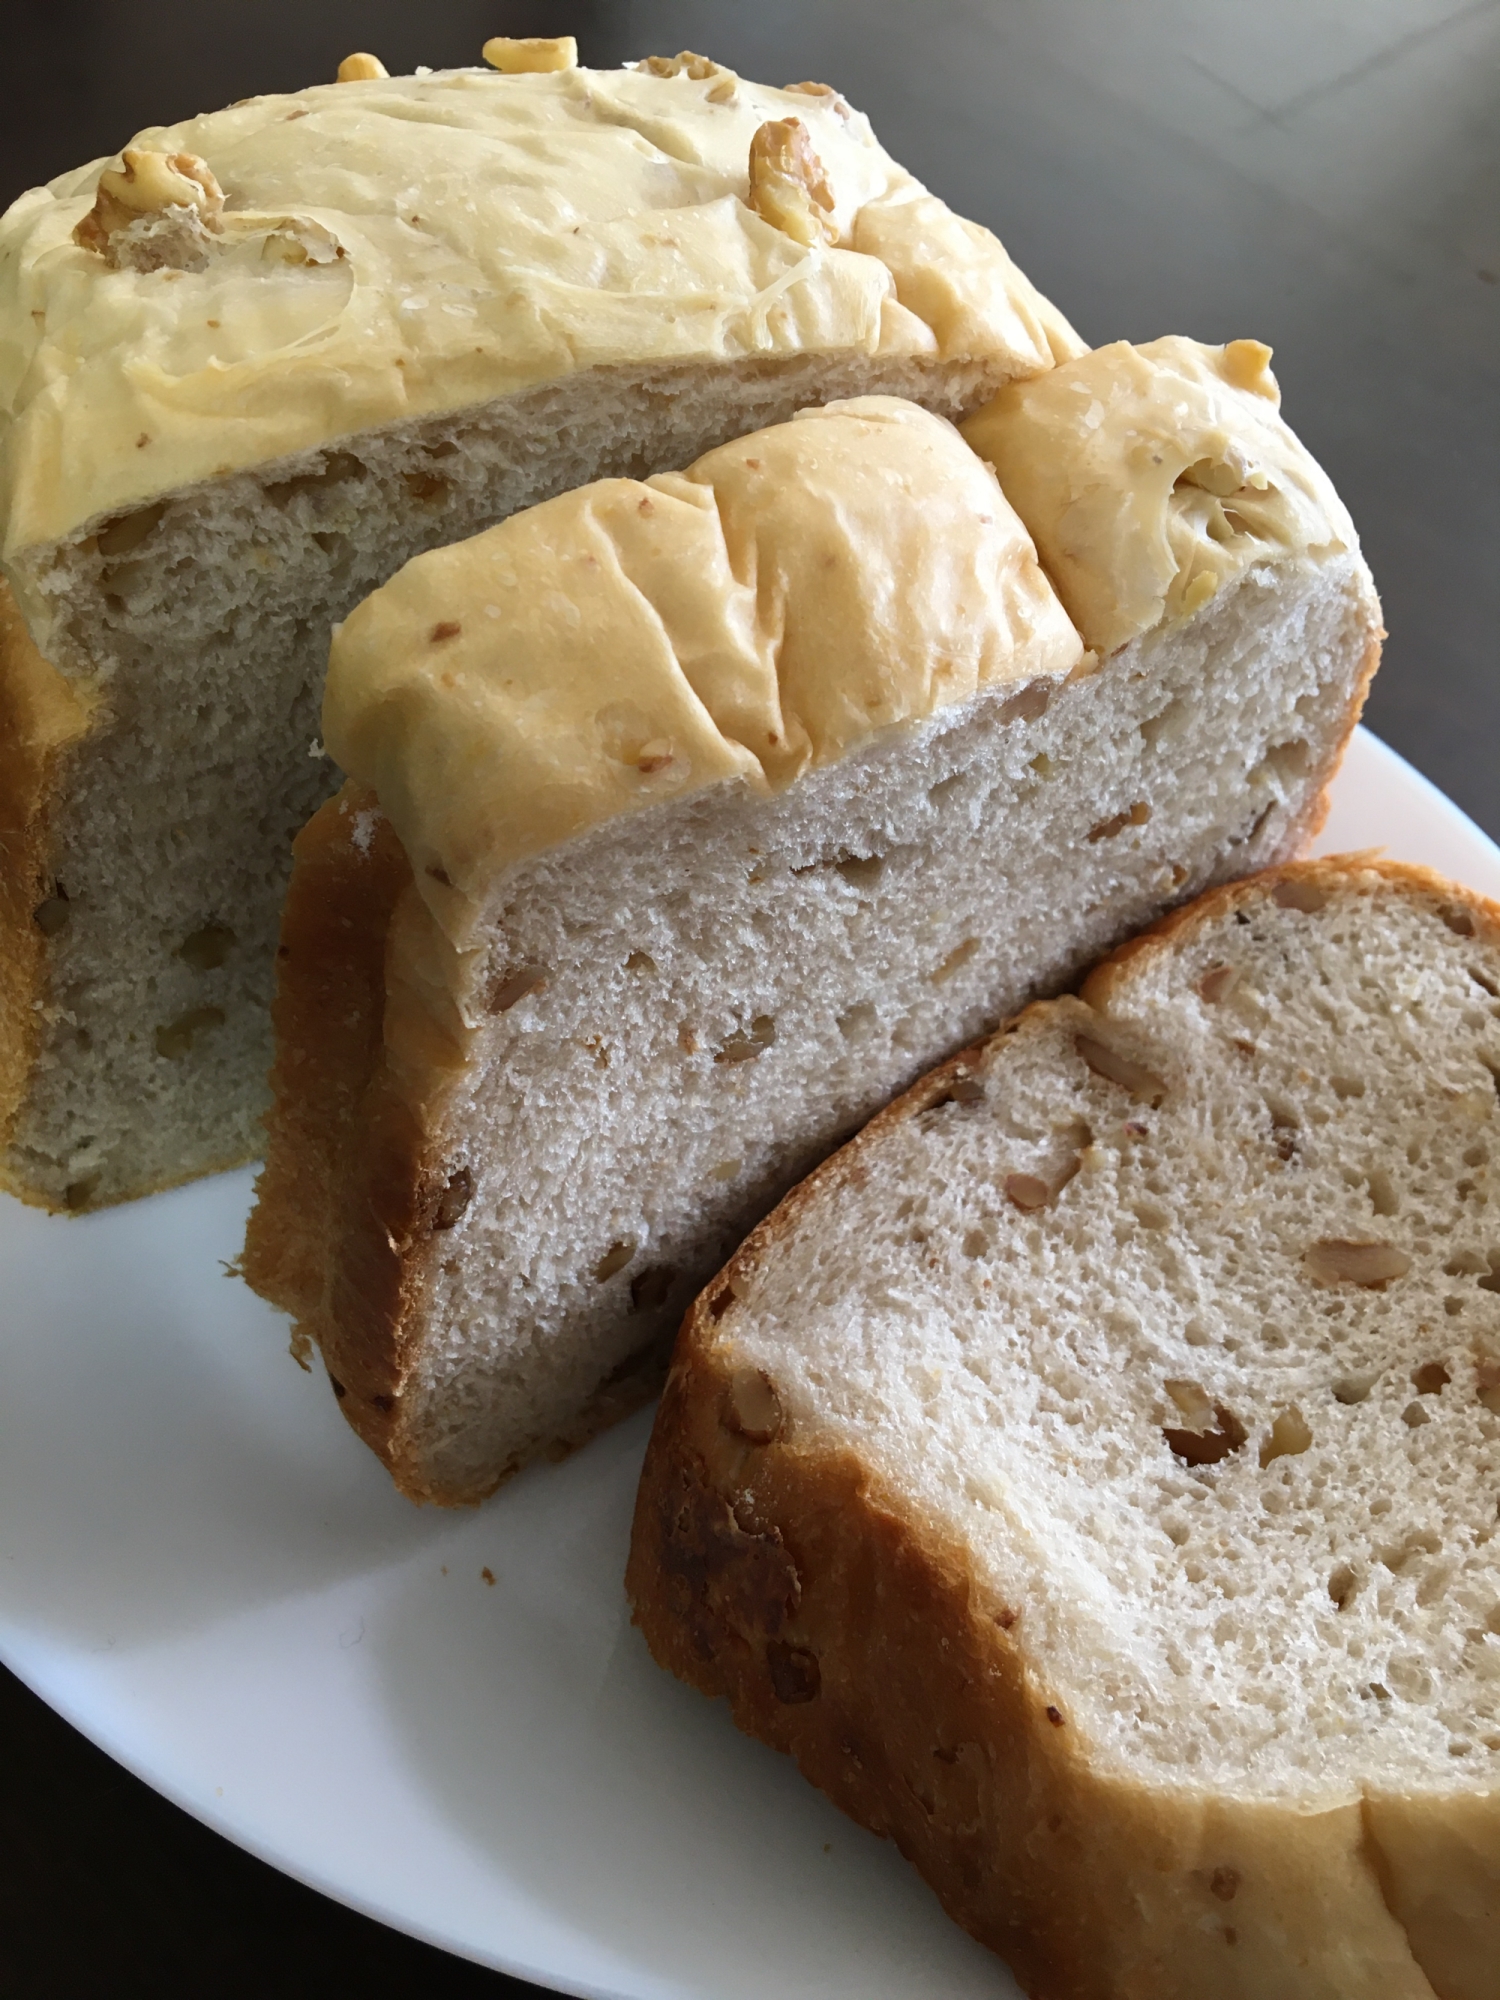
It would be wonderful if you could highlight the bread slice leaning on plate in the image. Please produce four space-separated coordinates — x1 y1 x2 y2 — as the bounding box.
0 43 1080 1213
245 342 1380 1507
627 855 1500 2000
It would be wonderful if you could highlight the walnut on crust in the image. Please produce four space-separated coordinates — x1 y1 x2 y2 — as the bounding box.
747 118 838 248
336 52 389 82
481 36 577 74
72 148 225 273
636 51 730 80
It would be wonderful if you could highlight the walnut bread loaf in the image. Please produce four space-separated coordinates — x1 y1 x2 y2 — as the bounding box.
627 856 1500 2000
0 38 1082 1213
244 350 1379 1507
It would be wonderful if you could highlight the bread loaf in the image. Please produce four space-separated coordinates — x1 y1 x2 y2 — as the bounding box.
627 856 1500 2000
0 43 1079 1211
244 346 1379 1505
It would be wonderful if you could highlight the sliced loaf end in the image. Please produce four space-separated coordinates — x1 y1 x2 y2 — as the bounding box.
628 856 1500 2000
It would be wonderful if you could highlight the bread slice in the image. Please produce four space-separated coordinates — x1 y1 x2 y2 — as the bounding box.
627 856 1500 2000
244 355 1379 1507
0 48 1079 1212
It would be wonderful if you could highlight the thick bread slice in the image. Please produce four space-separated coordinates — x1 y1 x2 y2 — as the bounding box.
627 857 1500 2000
245 374 1379 1506
0 51 1077 1212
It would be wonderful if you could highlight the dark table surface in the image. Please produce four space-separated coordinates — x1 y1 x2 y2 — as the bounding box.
4 2 1497 1994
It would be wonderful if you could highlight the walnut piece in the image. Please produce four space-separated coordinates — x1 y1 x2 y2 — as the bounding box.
747 118 837 248
1004 1173 1052 1212
482 35 577 73
1304 1239 1413 1289
637 51 728 80
1259 1405 1313 1467
336 52 388 82
722 1367 784 1445
1075 1034 1168 1106
74 148 225 272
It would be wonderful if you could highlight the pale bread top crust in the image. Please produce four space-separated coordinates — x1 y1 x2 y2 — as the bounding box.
963 335 1360 654
320 396 1085 942
0 55 1084 557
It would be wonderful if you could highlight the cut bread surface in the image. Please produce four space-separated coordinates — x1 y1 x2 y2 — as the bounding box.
1 47 1071 1213
247 533 1378 1504
0 356 1012 1214
627 858 1500 2000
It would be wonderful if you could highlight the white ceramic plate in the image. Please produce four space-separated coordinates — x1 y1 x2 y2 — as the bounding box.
3 727 1498 2000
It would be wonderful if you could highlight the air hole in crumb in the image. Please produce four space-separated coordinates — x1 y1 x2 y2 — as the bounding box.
154 1006 225 1059
95 501 166 557
928 773 965 806
962 1228 988 1258
1330 1075 1365 1099
630 1265 675 1312
931 938 980 983
1088 800 1151 842
1367 1168 1399 1217
837 1003 877 1041
488 963 549 1012
33 895 70 936
1139 697 1186 748
1469 966 1500 998
1440 905 1476 936
1272 879 1329 913
834 853 884 888
1329 1564 1356 1608
1333 1370 1381 1405
403 471 449 503
766 1642 820 1704
64 1175 100 1211
998 679 1052 725
716 1016 776 1063
593 1240 636 1281
625 951 656 974
1401 1401 1431 1429
178 922 236 971
1259 1406 1312 1466
1411 1361 1450 1395
434 1166 473 1230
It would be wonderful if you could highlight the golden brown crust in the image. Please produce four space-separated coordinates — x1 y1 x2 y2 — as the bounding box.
244 789 670 1503
627 855 1500 1999
242 782 412 1363
0 578 91 1208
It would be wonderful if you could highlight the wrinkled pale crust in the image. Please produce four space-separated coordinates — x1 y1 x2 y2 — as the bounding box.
627 857 1500 2000
963 337 1359 657
0 63 1083 556
323 398 1083 932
